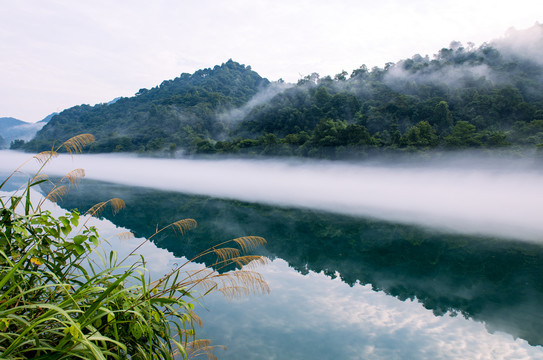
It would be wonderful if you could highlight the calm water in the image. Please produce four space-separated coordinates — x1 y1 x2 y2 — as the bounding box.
2 151 543 359
43 178 543 359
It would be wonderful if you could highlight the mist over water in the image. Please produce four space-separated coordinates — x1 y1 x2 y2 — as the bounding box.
2 150 543 241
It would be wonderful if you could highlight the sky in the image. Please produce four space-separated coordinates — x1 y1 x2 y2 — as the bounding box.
1 0 542 123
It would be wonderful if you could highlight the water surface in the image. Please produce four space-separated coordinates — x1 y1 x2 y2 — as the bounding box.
47 178 543 359
2 152 543 359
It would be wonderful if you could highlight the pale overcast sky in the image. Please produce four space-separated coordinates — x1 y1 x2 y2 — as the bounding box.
1 0 542 122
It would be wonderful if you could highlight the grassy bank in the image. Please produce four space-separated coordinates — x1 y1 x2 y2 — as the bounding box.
0 135 268 359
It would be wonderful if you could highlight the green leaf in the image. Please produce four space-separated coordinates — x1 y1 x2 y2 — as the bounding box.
70 214 79 227
12 225 25 235
89 235 99 246
48 228 59 238
109 250 118 266
61 226 71 236
93 318 102 328
69 324 80 339
74 244 85 255
0 318 9 331
59 216 70 227
149 297 181 305
73 235 87 245
130 323 144 339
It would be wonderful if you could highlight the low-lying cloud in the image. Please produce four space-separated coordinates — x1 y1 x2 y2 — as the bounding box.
216 81 292 125
384 24 543 91
385 62 497 90
2 150 543 242
495 23 543 65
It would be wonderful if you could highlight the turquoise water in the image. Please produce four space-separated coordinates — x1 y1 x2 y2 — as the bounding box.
2 150 543 359
45 178 543 359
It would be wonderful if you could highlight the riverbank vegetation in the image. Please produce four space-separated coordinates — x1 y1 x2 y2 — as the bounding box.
0 135 269 359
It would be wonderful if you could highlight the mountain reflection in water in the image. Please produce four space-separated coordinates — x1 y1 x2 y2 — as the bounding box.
47 178 543 352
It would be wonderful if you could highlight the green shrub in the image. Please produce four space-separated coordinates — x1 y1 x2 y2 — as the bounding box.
0 135 269 359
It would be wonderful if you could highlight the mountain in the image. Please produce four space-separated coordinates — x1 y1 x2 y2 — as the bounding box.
0 117 26 129
23 24 543 157
24 60 269 153
0 115 52 149
39 112 58 123
221 24 543 158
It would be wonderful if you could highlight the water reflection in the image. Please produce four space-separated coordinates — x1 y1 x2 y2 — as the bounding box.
11 184 540 359
197 259 542 359
47 178 543 353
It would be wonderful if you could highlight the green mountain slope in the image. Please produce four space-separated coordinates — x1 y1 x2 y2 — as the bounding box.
222 25 543 158
24 60 269 152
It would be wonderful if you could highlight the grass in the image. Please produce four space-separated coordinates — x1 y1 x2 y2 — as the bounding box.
0 135 269 359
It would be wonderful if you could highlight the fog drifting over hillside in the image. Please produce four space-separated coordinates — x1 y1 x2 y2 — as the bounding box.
2 151 543 242
380 24 543 93
216 82 293 126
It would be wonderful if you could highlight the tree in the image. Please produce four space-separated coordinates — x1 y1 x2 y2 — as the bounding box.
401 121 439 148
135 88 149 96
314 86 331 108
486 131 510 147
350 64 369 78
432 101 453 132
340 124 374 146
311 119 346 147
9 139 25 150
334 70 348 81
284 131 310 146
445 121 482 147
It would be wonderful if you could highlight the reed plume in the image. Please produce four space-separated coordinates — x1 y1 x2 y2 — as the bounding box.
33 150 59 164
116 231 135 241
61 133 95 155
171 218 198 235
85 198 126 217
44 185 67 203
186 339 226 360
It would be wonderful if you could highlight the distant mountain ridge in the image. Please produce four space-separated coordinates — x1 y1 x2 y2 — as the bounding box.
0 115 53 149
0 117 26 128
22 24 543 157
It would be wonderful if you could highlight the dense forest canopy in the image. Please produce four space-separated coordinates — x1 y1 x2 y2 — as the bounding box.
20 24 543 158
22 60 269 153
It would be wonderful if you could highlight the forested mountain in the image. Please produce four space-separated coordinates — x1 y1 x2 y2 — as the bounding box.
22 25 543 158
23 60 269 153
219 25 543 158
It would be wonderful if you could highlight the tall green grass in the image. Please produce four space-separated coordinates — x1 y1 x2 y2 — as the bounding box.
0 135 269 359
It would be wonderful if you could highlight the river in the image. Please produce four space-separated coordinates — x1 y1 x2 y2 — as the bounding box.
2 150 543 359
